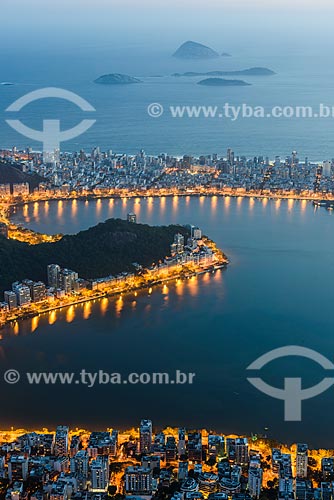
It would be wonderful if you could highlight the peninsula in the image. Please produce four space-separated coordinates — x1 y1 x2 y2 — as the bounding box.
0 218 227 325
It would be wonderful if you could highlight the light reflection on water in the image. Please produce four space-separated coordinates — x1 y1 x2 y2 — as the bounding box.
4 196 334 444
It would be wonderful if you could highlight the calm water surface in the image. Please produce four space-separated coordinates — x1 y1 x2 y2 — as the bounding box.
3 197 334 446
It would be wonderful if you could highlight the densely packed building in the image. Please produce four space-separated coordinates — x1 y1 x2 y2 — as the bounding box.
1 147 334 199
0 421 333 500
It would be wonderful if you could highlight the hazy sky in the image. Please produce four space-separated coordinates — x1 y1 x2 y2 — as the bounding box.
2 0 334 52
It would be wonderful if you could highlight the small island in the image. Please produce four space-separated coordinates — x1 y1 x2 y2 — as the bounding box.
94 73 141 85
173 41 220 59
172 67 276 77
197 78 251 87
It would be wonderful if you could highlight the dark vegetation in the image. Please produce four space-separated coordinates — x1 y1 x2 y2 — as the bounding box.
0 218 189 292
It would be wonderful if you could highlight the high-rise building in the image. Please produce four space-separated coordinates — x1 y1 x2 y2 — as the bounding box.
70 450 89 490
178 462 188 481
296 444 308 479
47 264 61 288
59 269 78 293
14 285 31 306
178 428 186 456
248 467 263 499
227 148 235 166
90 457 109 492
322 161 332 178
4 291 17 310
31 282 47 302
125 466 153 495
192 227 202 240
140 419 152 454
322 458 334 481
166 436 177 461
188 432 202 462
8 456 28 481
235 438 249 465
171 234 185 256
54 426 69 456
208 435 225 458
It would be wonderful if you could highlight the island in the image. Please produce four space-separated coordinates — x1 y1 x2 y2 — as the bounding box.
197 78 251 86
221 52 232 57
0 82 14 86
172 67 276 77
0 217 227 325
173 40 220 59
94 73 141 85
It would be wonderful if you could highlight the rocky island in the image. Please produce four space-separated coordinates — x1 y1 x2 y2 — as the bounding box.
172 67 276 77
197 78 251 86
94 73 141 85
173 41 220 59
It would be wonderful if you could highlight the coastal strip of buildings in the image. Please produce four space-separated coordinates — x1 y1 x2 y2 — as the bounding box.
1 148 334 204
0 421 333 500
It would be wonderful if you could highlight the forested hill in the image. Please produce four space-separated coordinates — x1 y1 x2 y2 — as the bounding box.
0 161 44 190
0 218 189 292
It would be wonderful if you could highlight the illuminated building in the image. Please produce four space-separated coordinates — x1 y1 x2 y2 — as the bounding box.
12 183 29 197
188 432 202 462
13 285 31 306
198 473 219 494
70 450 89 489
141 455 160 471
178 462 188 481
54 426 69 456
140 419 152 454
0 184 11 196
59 269 79 293
248 467 263 499
47 264 61 288
296 444 308 479
166 436 177 461
4 291 17 310
125 466 153 495
90 456 109 492
322 458 334 481
127 212 137 223
235 438 249 465
178 428 186 456
192 226 202 240
208 435 225 458
8 456 28 482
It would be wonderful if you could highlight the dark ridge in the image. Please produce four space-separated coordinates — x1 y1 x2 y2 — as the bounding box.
0 218 190 293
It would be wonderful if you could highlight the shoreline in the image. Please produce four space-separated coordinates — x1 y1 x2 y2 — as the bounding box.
0 261 228 329
2 189 331 241
0 187 327 328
